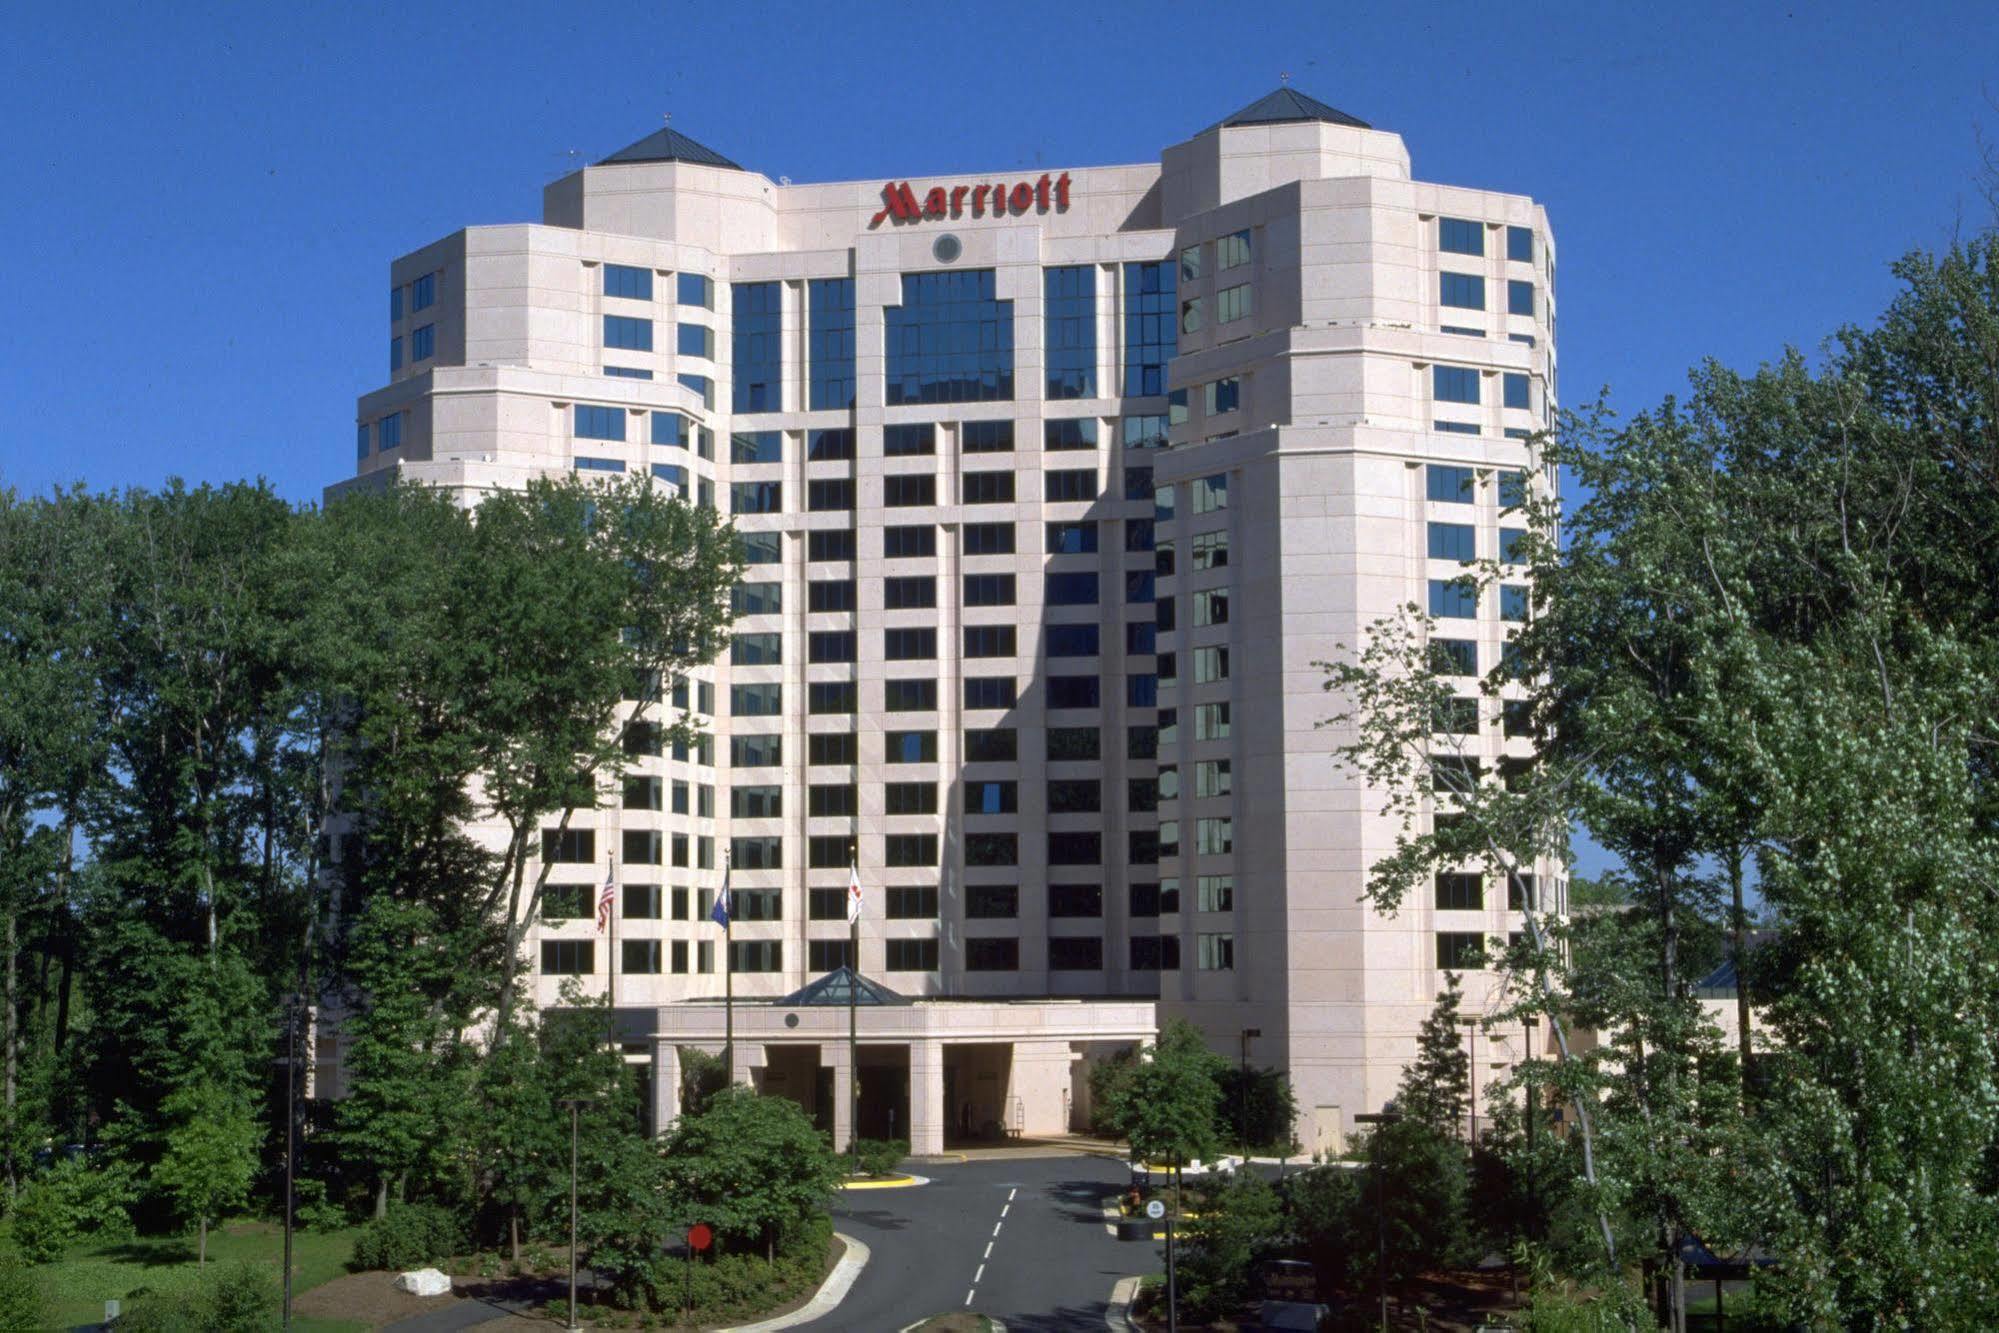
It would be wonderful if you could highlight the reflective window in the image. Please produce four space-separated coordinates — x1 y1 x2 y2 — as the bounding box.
1501 584 1530 622
809 277 856 410
1509 280 1536 317
1045 469 1096 503
1046 419 1098 451
732 281 781 412
1191 473 1227 514
1180 296 1204 335
1430 638 1478 676
731 431 782 464
390 286 402 322
885 269 1014 405
411 272 436 311
677 323 713 358
1045 572 1099 606
411 324 435 360
604 315 652 352
1216 283 1252 325
1429 578 1478 618
964 472 1014 504
1504 373 1531 410
1500 528 1528 564
962 420 1014 453
1439 218 1484 256
1434 366 1481 404
677 272 713 309
1498 470 1528 509
1428 521 1476 562
884 525 935 558
604 264 652 300
677 373 713 409
574 405 624 441
730 481 781 514
1440 272 1486 310
1123 260 1176 396
883 423 935 456
1507 226 1534 263
1046 623 1100 657
1044 265 1096 400
810 528 858 560
1179 244 1203 283
1122 414 1168 451
1427 464 1475 503
389 337 402 371
604 365 650 379
808 428 854 460
1203 378 1239 415
573 456 623 473
1217 229 1251 271
378 412 404 450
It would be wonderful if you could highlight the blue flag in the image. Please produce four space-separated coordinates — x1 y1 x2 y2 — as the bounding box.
711 854 731 928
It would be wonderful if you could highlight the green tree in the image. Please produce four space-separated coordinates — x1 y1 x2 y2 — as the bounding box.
1397 973 1470 1138
657 1086 842 1262
1092 1020 1228 1199
152 1084 260 1264
1177 1169 1284 1320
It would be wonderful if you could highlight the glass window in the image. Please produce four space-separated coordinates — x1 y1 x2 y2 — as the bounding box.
885 729 938 762
809 277 856 410
963 522 1015 555
1500 528 1528 564
884 627 937 661
731 430 783 464
1192 588 1227 626
732 281 781 412
883 423 936 456
1180 244 1203 282
1507 226 1534 263
964 625 1017 658
884 525 936 558
1197 933 1234 970
1436 932 1486 970
809 732 857 765
1047 623 1099 657
886 939 939 972
410 325 435 360
808 630 856 663
730 679 781 714
729 734 781 767
966 782 1017 817
573 456 623 473
1045 266 1097 400
964 677 1017 710
1045 469 1096 503
1046 521 1098 555
1434 365 1480 404
1195 759 1231 797
808 579 856 612
885 269 1014 405
540 940 594 976
1123 260 1177 396
390 286 403 322
1048 936 1102 970
730 481 781 514
389 336 402 371
1427 464 1475 504
1047 675 1101 709
965 834 1018 868
574 405 625 441
1046 418 1098 451
677 323 713 358
677 272 713 309
967 884 1018 918
1197 873 1234 911
1429 578 1478 619
1508 280 1536 317
1191 531 1228 569
1430 638 1478 676
604 315 652 352
1498 469 1528 509
808 529 856 562
884 575 936 610
1501 584 1530 622
963 573 1016 606
1122 414 1168 451
1194 702 1230 740
411 272 435 311
966 937 1019 971
964 472 1014 504
1440 272 1486 310
884 474 936 507
1193 645 1228 684
1439 217 1484 256
1217 229 1251 270
962 420 1015 453
884 678 938 711
1504 373 1531 410
964 727 1018 763
808 428 854 460
1180 296 1204 336
740 530 781 565
731 632 781 666
807 479 854 512
604 365 650 380
1216 283 1252 324
604 264 652 300
1203 377 1240 415
1191 473 1228 514
1428 522 1476 563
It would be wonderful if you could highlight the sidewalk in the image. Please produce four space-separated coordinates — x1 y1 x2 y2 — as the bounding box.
915 1133 1129 1163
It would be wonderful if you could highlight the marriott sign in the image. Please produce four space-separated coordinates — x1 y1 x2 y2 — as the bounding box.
871 172 1073 226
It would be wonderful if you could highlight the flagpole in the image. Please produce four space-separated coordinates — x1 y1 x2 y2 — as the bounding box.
848 843 858 1154
723 852 734 1087
606 855 618 1051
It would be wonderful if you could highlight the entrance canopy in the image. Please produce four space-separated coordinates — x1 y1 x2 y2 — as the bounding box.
776 966 909 1007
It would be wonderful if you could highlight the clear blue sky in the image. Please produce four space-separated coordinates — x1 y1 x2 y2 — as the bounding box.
2 0 1994 503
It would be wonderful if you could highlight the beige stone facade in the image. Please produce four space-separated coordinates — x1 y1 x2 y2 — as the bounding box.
339 90 1561 1148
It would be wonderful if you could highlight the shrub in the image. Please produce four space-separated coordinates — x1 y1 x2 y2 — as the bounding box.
116 1262 279 1333
292 1177 349 1233
9 1157 136 1262
0 1254 47 1331
350 1200 466 1271
846 1138 908 1178
1177 1170 1285 1321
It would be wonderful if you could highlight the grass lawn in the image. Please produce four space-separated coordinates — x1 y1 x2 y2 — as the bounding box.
42 1218 366 1331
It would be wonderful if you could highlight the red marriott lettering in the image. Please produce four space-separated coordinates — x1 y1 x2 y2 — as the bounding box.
871 172 1072 226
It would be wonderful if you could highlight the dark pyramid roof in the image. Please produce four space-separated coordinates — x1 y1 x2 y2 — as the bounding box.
1206 87 1371 134
598 125 743 170
777 966 909 1007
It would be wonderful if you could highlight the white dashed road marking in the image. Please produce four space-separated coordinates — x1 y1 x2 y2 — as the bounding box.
969 1188 1014 1308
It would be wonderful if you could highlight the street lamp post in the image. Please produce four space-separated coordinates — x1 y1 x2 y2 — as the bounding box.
557 1098 594 1331
1355 1111 1402 1333
1456 1016 1481 1145
1237 1028 1260 1159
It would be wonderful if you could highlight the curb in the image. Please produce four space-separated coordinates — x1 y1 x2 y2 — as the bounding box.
840 1172 931 1190
1105 1275 1141 1332
718 1231 870 1332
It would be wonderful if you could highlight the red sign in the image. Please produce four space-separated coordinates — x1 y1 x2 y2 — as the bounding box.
871 172 1072 226
687 1223 713 1252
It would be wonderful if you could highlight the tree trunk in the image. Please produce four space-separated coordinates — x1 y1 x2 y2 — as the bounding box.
52 814 75 1056
3 906 14 1202
511 1208 521 1267
1731 848 1752 1092
375 1175 389 1221
198 1215 208 1266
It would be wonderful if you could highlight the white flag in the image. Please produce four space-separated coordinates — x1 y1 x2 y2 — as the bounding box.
847 859 862 926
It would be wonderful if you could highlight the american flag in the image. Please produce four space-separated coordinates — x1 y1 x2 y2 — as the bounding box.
596 863 616 934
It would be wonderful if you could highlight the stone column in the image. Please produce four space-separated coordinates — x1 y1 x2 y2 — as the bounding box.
823 1041 853 1151
910 1039 945 1156
650 1042 681 1138
1013 1039 1076 1139
730 1039 762 1089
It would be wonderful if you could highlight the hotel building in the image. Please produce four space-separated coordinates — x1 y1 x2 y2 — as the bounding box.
340 88 1561 1155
